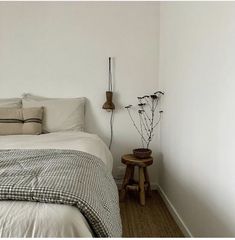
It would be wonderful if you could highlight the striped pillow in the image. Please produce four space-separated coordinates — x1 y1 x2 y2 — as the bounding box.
0 107 43 135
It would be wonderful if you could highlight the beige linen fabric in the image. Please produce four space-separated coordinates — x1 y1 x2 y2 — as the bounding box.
0 107 43 135
0 98 22 108
22 94 85 133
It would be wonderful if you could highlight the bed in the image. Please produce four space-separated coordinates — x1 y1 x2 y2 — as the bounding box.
0 131 122 237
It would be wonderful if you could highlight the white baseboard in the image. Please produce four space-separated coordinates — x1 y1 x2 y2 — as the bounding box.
158 185 193 237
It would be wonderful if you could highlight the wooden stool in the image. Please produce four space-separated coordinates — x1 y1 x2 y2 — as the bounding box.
120 154 153 206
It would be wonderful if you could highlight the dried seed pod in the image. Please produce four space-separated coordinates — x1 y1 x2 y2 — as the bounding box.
154 91 164 95
150 95 158 99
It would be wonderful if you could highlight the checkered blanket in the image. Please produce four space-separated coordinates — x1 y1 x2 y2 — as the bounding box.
0 149 122 237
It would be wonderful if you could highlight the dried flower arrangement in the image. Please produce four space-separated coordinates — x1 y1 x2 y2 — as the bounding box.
125 91 164 157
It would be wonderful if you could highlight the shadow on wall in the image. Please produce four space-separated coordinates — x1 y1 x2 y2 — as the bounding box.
158 154 234 237
84 98 103 136
85 91 123 137
111 133 160 183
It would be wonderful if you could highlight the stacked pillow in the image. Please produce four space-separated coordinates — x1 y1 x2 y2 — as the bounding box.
0 98 22 108
22 94 85 133
0 95 85 135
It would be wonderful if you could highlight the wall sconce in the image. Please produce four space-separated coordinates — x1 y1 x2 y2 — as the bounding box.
102 57 115 111
102 91 115 111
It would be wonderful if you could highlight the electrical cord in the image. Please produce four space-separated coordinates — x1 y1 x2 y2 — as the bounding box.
109 109 114 150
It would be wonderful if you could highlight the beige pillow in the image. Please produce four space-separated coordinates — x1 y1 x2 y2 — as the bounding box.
22 94 85 133
0 107 43 135
0 98 22 108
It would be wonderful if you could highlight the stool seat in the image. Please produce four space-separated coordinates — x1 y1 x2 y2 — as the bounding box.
120 154 153 206
121 154 153 167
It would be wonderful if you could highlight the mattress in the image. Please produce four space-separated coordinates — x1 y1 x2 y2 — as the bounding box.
0 131 113 237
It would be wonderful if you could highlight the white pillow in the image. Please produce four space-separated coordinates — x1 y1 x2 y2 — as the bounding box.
0 98 22 108
22 94 85 133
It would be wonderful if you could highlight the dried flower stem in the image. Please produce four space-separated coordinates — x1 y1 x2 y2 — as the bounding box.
127 108 148 144
125 91 164 148
139 112 145 148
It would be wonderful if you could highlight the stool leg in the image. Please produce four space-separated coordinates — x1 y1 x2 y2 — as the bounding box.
120 166 132 201
129 166 135 184
139 167 145 206
144 167 151 197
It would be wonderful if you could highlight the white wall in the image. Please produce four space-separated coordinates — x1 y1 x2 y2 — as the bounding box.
3 2 235 236
159 2 235 237
0 2 160 184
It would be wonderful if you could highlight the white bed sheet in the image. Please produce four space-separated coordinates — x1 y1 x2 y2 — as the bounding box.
0 132 113 237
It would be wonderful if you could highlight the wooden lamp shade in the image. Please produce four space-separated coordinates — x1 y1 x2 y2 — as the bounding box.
102 91 115 110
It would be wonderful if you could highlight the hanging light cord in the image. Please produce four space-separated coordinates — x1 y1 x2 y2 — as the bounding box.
108 57 114 150
109 109 114 149
108 57 113 92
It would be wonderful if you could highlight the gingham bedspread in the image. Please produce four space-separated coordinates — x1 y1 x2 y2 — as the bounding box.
0 149 122 237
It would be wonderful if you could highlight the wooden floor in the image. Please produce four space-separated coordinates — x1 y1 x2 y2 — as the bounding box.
119 190 184 237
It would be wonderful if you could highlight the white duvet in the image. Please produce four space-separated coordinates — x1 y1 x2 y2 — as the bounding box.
0 132 113 237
